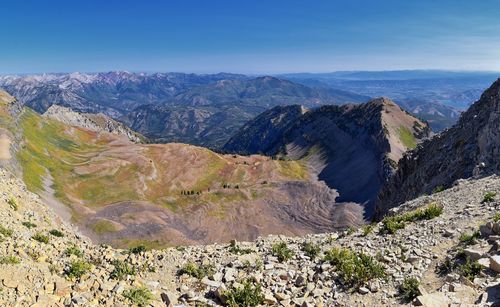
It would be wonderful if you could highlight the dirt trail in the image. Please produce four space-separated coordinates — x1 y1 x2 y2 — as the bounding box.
0 133 11 160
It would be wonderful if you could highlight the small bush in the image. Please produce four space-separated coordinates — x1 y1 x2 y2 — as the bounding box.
400 277 420 302
324 248 385 288
0 255 20 265
380 216 406 234
65 260 92 279
64 246 84 258
361 224 374 236
110 260 136 280
432 185 445 194
22 221 37 229
228 240 253 255
380 203 443 234
0 225 13 237
122 287 154 307
7 197 18 211
482 192 496 203
459 231 480 246
129 245 147 254
345 226 356 235
32 232 49 244
494 213 500 222
223 280 265 307
301 242 320 259
271 242 294 263
458 258 483 281
178 262 214 279
436 258 454 276
49 229 64 237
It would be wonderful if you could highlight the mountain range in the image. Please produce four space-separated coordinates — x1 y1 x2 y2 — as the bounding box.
0 72 368 148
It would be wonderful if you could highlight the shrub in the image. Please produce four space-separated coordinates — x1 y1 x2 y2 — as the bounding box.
0 255 20 265
324 248 385 288
361 224 374 236
432 185 445 194
32 232 49 244
458 258 483 281
7 197 18 211
223 280 264 307
0 225 13 237
64 246 84 258
178 262 214 279
345 226 356 235
459 231 480 246
110 260 136 280
301 242 320 259
65 260 92 279
400 277 420 302
482 192 496 203
22 221 37 229
228 240 253 255
49 229 64 237
494 213 500 223
380 203 443 234
129 245 147 254
271 242 294 263
122 287 154 307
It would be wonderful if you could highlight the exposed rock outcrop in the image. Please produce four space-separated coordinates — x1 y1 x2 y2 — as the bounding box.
43 105 146 143
376 79 500 217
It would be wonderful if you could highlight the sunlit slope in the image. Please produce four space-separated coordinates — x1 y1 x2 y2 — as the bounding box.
17 108 307 209
7 108 357 247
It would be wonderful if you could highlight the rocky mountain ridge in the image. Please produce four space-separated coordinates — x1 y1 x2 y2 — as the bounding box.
43 105 146 143
376 78 500 217
224 98 430 213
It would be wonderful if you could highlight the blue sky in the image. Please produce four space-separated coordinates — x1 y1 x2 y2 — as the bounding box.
1 0 499 74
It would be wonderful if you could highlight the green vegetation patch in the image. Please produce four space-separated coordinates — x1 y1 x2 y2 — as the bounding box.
32 232 49 244
223 280 265 307
324 247 385 288
459 231 480 246
177 262 214 279
91 219 120 235
228 240 253 255
482 191 496 203
380 202 443 234
398 126 417 149
22 221 37 229
122 287 154 307
399 277 420 302
301 241 320 259
65 260 92 279
0 225 13 237
49 229 64 237
271 242 295 263
0 255 20 265
64 245 84 258
110 260 136 280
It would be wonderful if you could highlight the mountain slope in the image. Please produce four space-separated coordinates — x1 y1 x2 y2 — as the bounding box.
0 90 364 247
1 164 498 306
376 79 500 216
224 98 430 212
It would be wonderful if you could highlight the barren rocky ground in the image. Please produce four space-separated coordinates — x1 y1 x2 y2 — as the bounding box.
0 166 498 306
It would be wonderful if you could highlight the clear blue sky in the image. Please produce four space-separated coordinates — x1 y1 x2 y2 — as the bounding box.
1 0 499 74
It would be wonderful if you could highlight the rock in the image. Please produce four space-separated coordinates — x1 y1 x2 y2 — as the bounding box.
415 293 450 307
463 248 483 261
295 275 306 287
264 292 277 304
201 276 221 288
443 229 454 237
490 255 500 272
161 292 176 306
358 287 370 294
477 257 490 268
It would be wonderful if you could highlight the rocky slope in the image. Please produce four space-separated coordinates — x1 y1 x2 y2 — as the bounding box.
0 166 498 306
377 79 500 217
224 98 430 213
43 105 146 143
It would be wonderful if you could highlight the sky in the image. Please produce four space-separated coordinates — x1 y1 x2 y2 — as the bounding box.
1 0 500 74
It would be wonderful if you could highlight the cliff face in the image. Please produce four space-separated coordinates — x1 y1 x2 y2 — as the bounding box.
376 79 500 217
224 98 430 213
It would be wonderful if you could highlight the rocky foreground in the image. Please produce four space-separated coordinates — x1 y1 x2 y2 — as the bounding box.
0 167 498 306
